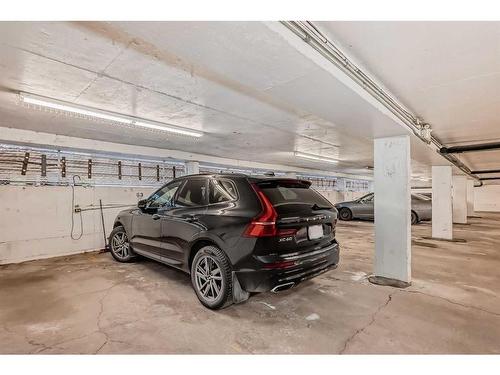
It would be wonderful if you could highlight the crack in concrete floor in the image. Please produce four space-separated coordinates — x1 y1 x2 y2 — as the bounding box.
339 292 395 354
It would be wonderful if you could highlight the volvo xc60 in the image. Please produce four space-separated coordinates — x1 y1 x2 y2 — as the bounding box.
109 174 340 309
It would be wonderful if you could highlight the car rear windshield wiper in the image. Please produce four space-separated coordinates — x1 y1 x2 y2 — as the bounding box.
311 203 333 210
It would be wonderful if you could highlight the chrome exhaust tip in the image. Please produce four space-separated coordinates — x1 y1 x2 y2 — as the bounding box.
271 282 295 293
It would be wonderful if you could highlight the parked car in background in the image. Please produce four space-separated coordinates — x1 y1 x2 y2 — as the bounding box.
334 192 431 225
109 174 340 309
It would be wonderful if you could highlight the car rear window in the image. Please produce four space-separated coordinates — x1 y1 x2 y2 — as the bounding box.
257 180 332 207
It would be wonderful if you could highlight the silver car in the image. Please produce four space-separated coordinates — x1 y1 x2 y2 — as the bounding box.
334 193 432 225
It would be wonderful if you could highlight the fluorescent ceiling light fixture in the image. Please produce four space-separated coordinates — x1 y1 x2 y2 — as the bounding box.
294 151 339 164
133 120 202 137
21 93 131 124
20 92 203 138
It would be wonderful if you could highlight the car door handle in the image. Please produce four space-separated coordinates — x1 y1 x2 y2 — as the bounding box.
152 214 161 221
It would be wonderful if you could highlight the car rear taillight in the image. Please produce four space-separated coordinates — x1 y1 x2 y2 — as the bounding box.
244 183 278 237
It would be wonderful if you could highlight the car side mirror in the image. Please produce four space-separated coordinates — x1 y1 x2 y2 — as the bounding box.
138 199 148 211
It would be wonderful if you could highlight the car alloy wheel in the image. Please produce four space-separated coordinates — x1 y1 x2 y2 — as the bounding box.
194 254 224 302
191 246 233 309
339 208 352 221
111 231 130 260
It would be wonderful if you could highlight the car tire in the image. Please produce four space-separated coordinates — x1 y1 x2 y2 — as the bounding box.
109 225 136 263
411 211 419 225
191 245 233 310
339 207 353 221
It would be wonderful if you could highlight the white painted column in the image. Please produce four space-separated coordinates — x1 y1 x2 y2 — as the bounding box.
467 179 475 216
372 135 411 285
452 175 467 224
184 161 199 176
432 166 453 239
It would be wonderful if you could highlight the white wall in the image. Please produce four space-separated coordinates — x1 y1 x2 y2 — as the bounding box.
1 185 369 265
316 190 344 204
0 185 155 264
474 184 500 212
343 191 368 202
315 190 367 205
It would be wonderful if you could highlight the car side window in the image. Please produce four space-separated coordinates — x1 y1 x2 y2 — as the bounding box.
175 179 207 207
361 194 374 203
209 179 237 204
148 180 184 209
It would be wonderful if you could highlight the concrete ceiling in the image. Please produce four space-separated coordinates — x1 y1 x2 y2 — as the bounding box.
317 21 500 176
0 21 484 181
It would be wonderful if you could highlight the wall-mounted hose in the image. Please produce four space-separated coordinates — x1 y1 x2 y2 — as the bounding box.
70 175 83 240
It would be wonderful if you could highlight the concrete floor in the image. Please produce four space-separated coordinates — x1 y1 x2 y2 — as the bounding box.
1 213 500 354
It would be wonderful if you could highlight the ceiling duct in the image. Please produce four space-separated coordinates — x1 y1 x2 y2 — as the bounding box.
440 141 500 154
471 169 500 174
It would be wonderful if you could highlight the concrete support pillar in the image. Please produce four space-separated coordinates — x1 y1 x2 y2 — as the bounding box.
371 135 411 286
452 175 467 224
184 161 199 176
432 166 453 239
467 179 475 216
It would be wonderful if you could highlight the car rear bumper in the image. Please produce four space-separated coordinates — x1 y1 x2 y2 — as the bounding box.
235 240 340 293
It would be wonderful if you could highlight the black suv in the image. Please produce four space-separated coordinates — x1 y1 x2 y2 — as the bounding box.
109 174 340 309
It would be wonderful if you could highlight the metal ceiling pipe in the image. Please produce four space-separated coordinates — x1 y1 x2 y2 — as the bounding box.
281 21 482 185
479 177 500 181
281 22 426 142
437 153 483 187
471 169 500 174
440 142 500 154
